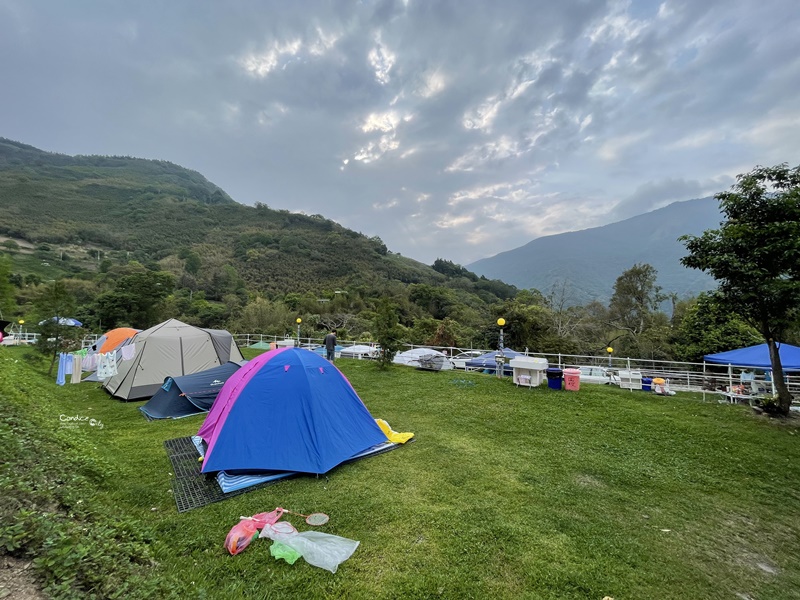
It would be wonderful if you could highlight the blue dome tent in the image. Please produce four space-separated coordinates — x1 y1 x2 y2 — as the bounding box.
198 347 391 475
139 361 246 420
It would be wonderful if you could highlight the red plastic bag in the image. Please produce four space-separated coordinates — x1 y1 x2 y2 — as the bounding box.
225 519 259 555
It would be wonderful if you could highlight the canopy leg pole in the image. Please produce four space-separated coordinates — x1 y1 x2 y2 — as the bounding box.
728 364 733 403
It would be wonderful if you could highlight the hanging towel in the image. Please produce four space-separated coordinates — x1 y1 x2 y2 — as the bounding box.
96 353 110 380
108 352 118 377
56 353 67 386
121 343 136 361
63 353 73 376
71 354 82 384
82 353 97 371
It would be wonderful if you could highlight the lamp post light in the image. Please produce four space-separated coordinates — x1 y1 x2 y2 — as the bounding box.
296 318 302 347
496 318 506 378
606 346 613 368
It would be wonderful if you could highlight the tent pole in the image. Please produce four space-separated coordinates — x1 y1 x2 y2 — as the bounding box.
702 361 706 402
728 364 733 399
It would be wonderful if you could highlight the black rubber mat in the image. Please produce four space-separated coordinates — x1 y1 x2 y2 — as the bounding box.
165 435 415 513
165 437 294 513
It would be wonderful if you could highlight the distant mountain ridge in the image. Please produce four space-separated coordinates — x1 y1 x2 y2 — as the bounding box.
467 197 723 304
0 136 518 306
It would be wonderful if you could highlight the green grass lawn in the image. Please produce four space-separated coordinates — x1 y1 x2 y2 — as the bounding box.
2 346 800 599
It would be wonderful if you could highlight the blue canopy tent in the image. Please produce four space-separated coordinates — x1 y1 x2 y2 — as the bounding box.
704 343 800 370
464 348 524 375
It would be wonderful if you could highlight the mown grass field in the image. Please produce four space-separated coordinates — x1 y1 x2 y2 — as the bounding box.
2 346 800 599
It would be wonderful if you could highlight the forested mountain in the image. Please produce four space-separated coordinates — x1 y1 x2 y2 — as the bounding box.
0 137 516 344
468 198 721 304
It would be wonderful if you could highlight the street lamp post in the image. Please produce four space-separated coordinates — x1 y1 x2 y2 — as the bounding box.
496 318 506 378
606 346 613 368
296 318 302 347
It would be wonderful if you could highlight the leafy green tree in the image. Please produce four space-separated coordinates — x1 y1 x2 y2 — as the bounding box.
232 297 294 334
491 298 551 351
183 251 202 275
671 293 761 362
373 298 403 368
607 263 668 356
681 163 800 414
0 256 15 318
283 293 303 312
431 317 461 348
95 270 174 328
408 317 438 345
431 258 478 281
409 284 457 320
33 280 80 374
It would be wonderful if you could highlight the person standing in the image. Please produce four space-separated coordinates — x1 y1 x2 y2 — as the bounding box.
323 329 337 361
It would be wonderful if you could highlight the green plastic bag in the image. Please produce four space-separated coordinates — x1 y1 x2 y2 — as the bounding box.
270 541 302 564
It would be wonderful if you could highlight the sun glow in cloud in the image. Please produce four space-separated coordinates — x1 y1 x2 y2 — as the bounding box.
417 70 446 98
240 39 303 77
239 28 339 78
446 136 522 172
369 34 396 85
352 110 414 163
361 111 401 133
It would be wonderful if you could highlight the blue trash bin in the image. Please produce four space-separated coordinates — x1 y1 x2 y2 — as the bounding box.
546 368 563 390
642 377 653 392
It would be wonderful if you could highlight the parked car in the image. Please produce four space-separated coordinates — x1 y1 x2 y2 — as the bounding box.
576 365 613 385
451 350 485 370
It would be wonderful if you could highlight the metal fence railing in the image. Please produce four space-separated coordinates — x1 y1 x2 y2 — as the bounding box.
232 336 798 401
5 329 796 405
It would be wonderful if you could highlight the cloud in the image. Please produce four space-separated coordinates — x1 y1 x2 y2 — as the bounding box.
0 0 797 267
368 34 396 85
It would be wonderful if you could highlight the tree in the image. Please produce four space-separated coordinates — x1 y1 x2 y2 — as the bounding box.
230 297 294 334
681 163 800 414
33 280 80 375
671 293 761 363
95 269 174 328
373 297 403 369
491 298 551 351
0 256 15 318
607 263 668 356
409 284 457 320
430 317 460 348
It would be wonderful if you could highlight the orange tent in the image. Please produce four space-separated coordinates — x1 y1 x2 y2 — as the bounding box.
96 327 140 354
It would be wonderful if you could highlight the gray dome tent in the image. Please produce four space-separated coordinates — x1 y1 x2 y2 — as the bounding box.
103 319 244 401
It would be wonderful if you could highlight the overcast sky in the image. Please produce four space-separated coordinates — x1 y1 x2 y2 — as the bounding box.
1 1 798 265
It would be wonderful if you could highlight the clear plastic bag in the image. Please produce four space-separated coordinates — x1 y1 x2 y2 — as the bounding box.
260 525 359 573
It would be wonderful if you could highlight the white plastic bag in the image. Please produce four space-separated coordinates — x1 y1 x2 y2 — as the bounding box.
260 525 359 573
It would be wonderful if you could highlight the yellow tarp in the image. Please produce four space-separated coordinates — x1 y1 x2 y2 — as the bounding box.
376 419 414 444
